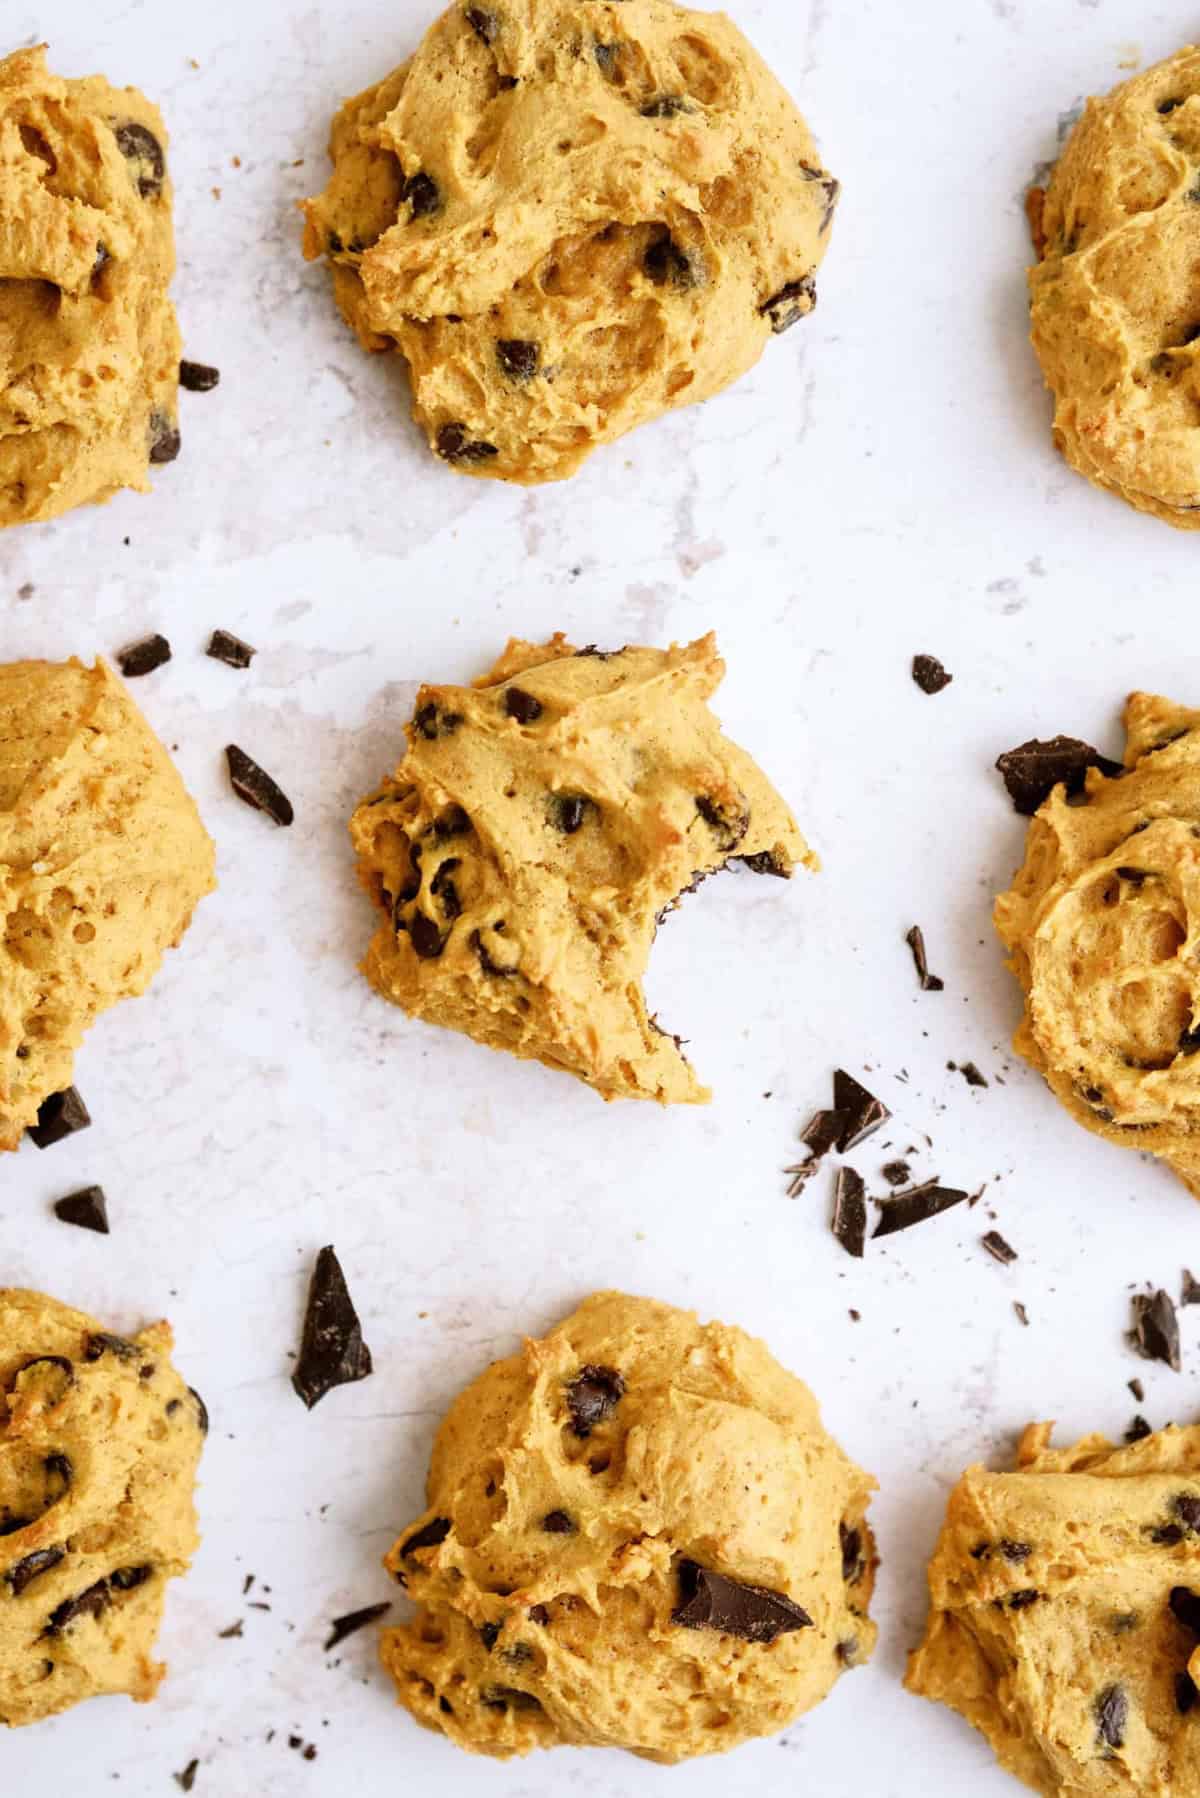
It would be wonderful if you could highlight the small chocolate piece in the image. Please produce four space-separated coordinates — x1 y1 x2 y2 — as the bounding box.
873 1180 970 1238
53 1186 109 1235
981 1230 1017 1265
479 1621 501 1651
1000 1540 1032 1563
1175 1494 1200 1531
175 1760 199 1794
695 794 750 853
833 1070 891 1152
640 95 691 118
414 703 464 740
540 1509 576 1534
323 1600 391 1651
672 1561 812 1644
831 1166 867 1259
550 793 592 834
801 1109 843 1159
404 172 441 218
497 341 541 381
472 929 517 978
912 654 953 695
504 687 543 724
225 745 294 827
882 1160 911 1187
206 629 255 670
188 1387 209 1435
1184 1270 1200 1307
956 1061 988 1089
114 121 165 197
760 275 817 333
6 1547 65 1595
110 1564 152 1591
995 736 1124 815
436 423 498 463
179 360 220 392
481 1685 542 1712
148 411 181 464
1129 1378 1146 1402
27 1086 91 1149
739 850 789 877
799 162 841 231
1005 1590 1039 1611
643 230 698 290
905 925 945 992
528 1604 550 1626
1131 1289 1182 1372
291 1246 373 1409
44 1578 109 1636
839 1522 867 1584
1095 1683 1129 1750
566 1365 624 1437
399 1518 451 1565
84 1332 138 1362
116 633 171 679
784 1159 821 1198
1126 1415 1153 1444
1172 1587 1200 1633
464 6 498 43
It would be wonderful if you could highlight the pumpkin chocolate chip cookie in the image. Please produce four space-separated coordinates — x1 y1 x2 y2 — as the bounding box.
0 1288 206 1726
302 0 839 483
350 632 811 1103
381 1291 876 1762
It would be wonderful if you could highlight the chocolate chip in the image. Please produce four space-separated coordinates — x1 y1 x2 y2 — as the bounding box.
1177 1673 1198 1715
1151 1522 1185 1545
497 341 540 381
92 243 110 282
833 1070 892 1152
905 924 944 991
912 654 952 695
110 1564 151 1590
7 1547 65 1595
114 122 165 197
409 912 447 959
404 172 441 217
480 1686 541 1712
695 794 749 854
1172 1588 1200 1633
528 1604 550 1626
464 6 498 43
116 633 171 678
672 1561 813 1644
206 629 255 669
179 360 220 392
84 1332 138 1362
1175 1495 1200 1530
414 702 464 739
995 736 1124 815
836 1636 860 1666
1131 1289 1181 1372
541 1510 576 1534
323 1601 391 1651
432 806 471 841
225 745 294 826
643 229 698 290
566 1365 625 1437
550 793 592 834
44 1578 109 1636
882 1160 910 1186
1096 1684 1128 1749
832 1166 867 1259
148 411 181 464
954 1061 988 1089
27 1087 91 1149
839 1522 867 1584
799 162 841 231
1184 1270 1200 1306
504 687 543 723
53 1186 109 1234
399 1518 451 1565
739 850 789 876
981 1230 1017 1265
479 1622 501 1651
873 1180 970 1238
761 276 817 333
1160 97 1185 114
640 95 691 118
291 1246 373 1410
1006 1589 1039 1610
436 423 498 463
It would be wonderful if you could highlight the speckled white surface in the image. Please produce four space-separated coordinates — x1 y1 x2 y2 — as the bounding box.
4 2 1200 1793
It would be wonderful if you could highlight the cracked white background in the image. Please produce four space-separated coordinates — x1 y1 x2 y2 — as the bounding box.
3 1 1200 1793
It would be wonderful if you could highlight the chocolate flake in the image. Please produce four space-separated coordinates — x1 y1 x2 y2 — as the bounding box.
643 229 698 290
566 1365 624 1437
760 275 817 333
291 1246 373 1409
53 1186 109 1235
540 1510 576 1534
404 172 441 218
802 1109 844 1159
28 1087 91 1149
833 1070 891 1152
905 925 944 991
324 1600 391 1651
84 1332 138 1361
995 736 1124 816
44 1578 109 1636
873 1180 970 1238
465 6 497 43
148 411 181 464
225 745 294 827
175 1760 200 1794
954 1060 988 1089
179 360 220 392
116 633 171 679
1184 1270 1200 1307
114 121 165 198
217 1619 243 1638
831 1166 867 1259
206 629 255 669
981 1230 1017 1265
1131 1289 1181 1372
6 1547 65 1595
672 1561 812 1644
840 1522 867 1584
912 654 953 695
1177 1672 1198 1715
1096 1683 1129 1749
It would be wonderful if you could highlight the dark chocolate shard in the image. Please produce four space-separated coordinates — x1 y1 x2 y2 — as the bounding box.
175 1760 199 1793
399 1517 451 1563
1095 1683 1129 1749
1000 1539 1032 1563
404 172 441 218
504 687 543 723
672 1561 812 1644
497 340 541 381
695 794 750 853
995 736 1124 815
114 121 165 197
882 1160 911 1186
550 793 592 834
479 1621 501 1651
566 1365 624 1437
480 1685 542 1712
436 423 497 463
291 1246 373 1409
955 1061 988 1089
839 1522 867 1584
206 629 255 669
44 1577 109 1636
116 633 171 679
1177 1672 1198 1715
1126 1415 1152 1443
981 1230 1017 1265
801 1109 843 1159
6 1546 65 1595
1184 1270 1200 1307
110 1564 151 1591
761 275 817 333
53 1186 109 1235
1014 1301 1030 1327
1175 1494 1200 1531
323 1600 391 1651
27 1086 91 1149
1131 1289 1181 1372
226 745 294 827
409 912 447 959
739 849 789 877
643 229 699 290
188 1387 209 1434
1172 1587 1200 1633
912 654 953 695
905 925 944 991
84 1332 138 1362
832 1071 891 1152
873 1180 970 1238
464 6 498 44
1129 1378 1145 1402
148 411 181 464
831 1166 867 1259
179 360 220 392
540 1510 575 1534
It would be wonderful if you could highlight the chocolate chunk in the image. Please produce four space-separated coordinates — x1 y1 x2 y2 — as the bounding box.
399 1518 451 1567
110 1564 151 1590
1173 1587 1200 1633
53 1186 109 1235
911 654 952 695
84 1332 138 1362
480 1685 542 1712
760 276 817 333
116 633 171 679
464 6 498 43
640 95 691 118
504 687 543 723
291 1246 373 1410
528 1604 550 1626
436 423 498 463
28 1086 91 1149
643 229 698 290
148 411 181 464
404 172 441 217
92 243 110 282
981 1230 1017 1265
179 360 220 392
995 736 1124 815
695 794 749 854
206 628 255 669
873 1180 970 1238
497 341 541 381
1000 1540 1032 1562
479 1621 501 1651
839 1522 867 1584
44 1578 109 1636
802 1109 843 1159
410 912 447 959
800 162 840 231
1131 1289 1181 1371
955 1061 988 1089
414 702 464 740
1177 1672 1198 1715
739 850 789 877
831 1166 867 1259
324 1600 391 1651
175 1760 199 1793
225 745 294 827
905 924 944 991
1184 1270 1200 1307
882 1160 911 1186
1160 97 1185 114
833 1070 891 1152
1151 1523 1185 1545
672 1561 813 1644
1096 1684 1128 1749
594 42 618 73
7 1547 65 1595
550 793 592 834
541 1510 576 1534
114 121 165 197
566 1365 625 1437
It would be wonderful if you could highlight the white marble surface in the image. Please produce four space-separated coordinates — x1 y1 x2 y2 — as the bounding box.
4 1 1200 1792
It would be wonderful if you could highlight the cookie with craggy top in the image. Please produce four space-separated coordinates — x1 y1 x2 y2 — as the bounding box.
1029 46 1200 527
302 0 838 483
381 1291 876 1762
0 1288 205 1726
350 632 811 1103
995 691 1200 1199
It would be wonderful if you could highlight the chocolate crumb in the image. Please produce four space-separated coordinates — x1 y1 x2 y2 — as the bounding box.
981 1230 1016 1265
905 925 944 991
831 1166 867 1259
27 1087 91 1149
179 360 220 392
874 1180 970 1238
995 736 1124 816
1131 1289 1181 1372
912 654 952 695
324 1600 391 1651
226 745 294 827
116 633 171 679
291 1246 373 1409
207 629 255 669
52 1186 109 1235
672 1561 812 1644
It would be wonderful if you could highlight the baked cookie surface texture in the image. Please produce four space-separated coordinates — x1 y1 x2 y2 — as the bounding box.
1030 45 1200 527
0 658 216 1149
995 691 1200 1198
0 46 182 527
350 632 810 1103
381 1291 877 1762
908 1420 1200 1797
0 1287 205 1727
302 0 838 483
